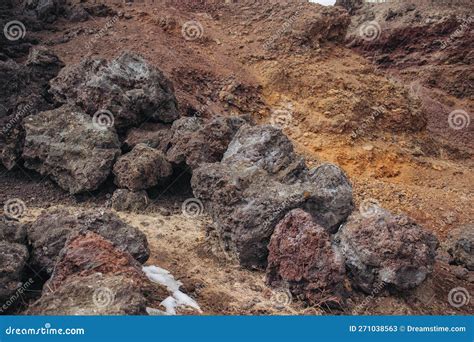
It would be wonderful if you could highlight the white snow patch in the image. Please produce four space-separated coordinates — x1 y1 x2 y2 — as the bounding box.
143 265 202 315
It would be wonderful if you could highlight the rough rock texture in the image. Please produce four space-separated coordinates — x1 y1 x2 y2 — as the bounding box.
26 232 159 315
0 216 29 309
123 122 172 153
0 241 29 304
0 47 64 169
335 209 439 293
0 216 27 244
27 209 150 274
111 189 149 212
444 224 474 271
22 105 121 194
23 0 66 23
192 125 353 269
49 52 179 129
266 209 346 307
113 143 173 191
335 0 363 14
166 116 247 169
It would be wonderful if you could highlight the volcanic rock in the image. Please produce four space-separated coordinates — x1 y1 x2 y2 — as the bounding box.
335 208 439 293
123 122 172 152
192 125 353 269
26 232 159 315
113 144 172 191
0 241 29 304
111 189 149 212
24 0 66 23
0 216 27 244
22 104 121 194
27 209 150 274
166 116 247 169
49 52 179 129
266 209 346 307
0 47 64 169
444 224 474 271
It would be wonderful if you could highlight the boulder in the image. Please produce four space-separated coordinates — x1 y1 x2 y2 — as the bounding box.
26 232 160 315
113 144 172 191
334 209 439 293
24 0 66 23
111 189 149 212
192 125 353 269
27 209 150 274
49 52 179 129
444 224 473 271
0 47 64 169
22 105 121 194
266 209 346 307
166 116 246 169
0 241 29 304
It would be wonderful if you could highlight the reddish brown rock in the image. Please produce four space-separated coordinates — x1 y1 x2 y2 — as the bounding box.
123 123 172 153
26 232 165 315
27 208 150 274
266 209 346 307
46 232 146 289
113 143 173 191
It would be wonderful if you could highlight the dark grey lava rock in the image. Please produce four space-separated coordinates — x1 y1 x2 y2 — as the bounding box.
111 189 149 212
266 209 346 307
0 241 29 304
113 144 173 191
49 52 179 129
24 0 66 23
334 208 439 293
22 105 121 194
27 208 150 274
166 116 246 169
0 47 64 169
444 224 474 271
191 125 353 269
